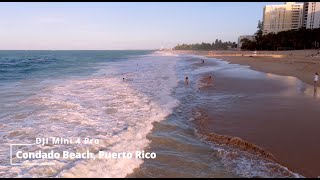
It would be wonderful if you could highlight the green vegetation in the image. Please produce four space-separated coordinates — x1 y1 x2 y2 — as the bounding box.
174 39 237 50
174 20 320 51
241 21 320 51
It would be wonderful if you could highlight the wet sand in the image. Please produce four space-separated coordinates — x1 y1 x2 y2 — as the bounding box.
128 56 303 178
192 60 320 178
126 52 320 178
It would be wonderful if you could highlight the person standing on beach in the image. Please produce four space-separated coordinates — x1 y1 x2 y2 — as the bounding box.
314 73 318 86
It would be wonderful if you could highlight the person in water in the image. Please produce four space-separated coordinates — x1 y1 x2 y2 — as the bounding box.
123 77 125 80
185 76 189 84
202 60 204 64
208 75 213 85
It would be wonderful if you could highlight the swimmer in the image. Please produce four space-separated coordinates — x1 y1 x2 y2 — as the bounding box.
123 77 125 80
208 75 213 85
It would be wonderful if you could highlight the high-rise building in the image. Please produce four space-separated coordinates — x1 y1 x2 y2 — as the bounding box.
262 2 304 35
238 35 256 49
302 2 320 29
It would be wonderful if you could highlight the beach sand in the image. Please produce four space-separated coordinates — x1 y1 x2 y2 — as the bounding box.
172 49 320 87
167 50 320 177
196 72 320 178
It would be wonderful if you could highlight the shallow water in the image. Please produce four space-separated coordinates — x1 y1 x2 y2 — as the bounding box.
1 50 316 177
129 54 308 178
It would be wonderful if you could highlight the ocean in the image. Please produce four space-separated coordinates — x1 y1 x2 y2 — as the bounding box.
0 50 307 177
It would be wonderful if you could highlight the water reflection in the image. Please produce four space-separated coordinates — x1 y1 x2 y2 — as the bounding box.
301 85 319 99
265 73 298 86
264 73 320 99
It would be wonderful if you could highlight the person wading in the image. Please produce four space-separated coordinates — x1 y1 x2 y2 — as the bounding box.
314 72 318 86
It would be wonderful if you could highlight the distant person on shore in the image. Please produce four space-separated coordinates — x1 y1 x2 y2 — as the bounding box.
314 73 318 86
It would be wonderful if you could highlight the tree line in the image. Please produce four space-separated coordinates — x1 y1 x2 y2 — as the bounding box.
241 21 320 50
174 39 237 50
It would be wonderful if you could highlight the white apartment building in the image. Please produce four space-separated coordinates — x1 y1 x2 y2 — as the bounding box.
262 2 304 34
302 2 320 29
238 35 256 49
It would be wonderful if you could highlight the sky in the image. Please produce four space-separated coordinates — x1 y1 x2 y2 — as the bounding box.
0 2 284 50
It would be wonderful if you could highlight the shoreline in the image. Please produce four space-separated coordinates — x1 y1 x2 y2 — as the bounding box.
173 51 320 177
169 49 320 87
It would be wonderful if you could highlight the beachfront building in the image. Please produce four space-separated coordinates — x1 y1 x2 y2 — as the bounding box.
302 2 320 29
262 2 304 35
237 35 256 49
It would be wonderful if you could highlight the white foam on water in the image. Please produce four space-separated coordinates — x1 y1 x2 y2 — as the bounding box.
0 54 180 178
193 122 303 178
216 146 303 178
151 51 179 57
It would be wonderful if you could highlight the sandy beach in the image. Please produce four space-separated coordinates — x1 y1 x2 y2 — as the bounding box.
171 49 320 87
162 50 320 177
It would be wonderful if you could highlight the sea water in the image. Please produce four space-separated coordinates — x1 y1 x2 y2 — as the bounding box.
0 50 303 178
